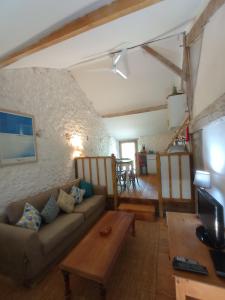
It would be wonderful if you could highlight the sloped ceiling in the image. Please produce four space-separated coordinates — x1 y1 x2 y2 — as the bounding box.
0 0 113 58
72 35 182 116
1 0 209 69
0 0 210 140
103 109 169 140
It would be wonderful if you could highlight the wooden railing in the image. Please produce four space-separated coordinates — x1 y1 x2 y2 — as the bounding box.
157 152 193 217
74 155 118 208
166 116 190 151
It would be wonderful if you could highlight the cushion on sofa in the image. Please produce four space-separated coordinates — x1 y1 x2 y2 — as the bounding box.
38 213 84 254
6 188 58 225
73 195 105 219
60 179 80 194
57 189 75 213
41 195 59 224
70 186 85 204
79 180 93 198
16 203 42 231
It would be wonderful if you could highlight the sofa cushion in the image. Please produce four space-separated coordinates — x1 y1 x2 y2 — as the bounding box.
38 213 84 254
70 186 85 204
57 189 75 213
60 179 80 194
16 203 42 232
73 195 105 219
79 180 93 198
41 195 60 224
6 188 58 225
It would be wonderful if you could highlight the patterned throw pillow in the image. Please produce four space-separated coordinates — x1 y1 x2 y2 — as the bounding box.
70 186 85 204
41 195 60 223
57 189 74 213
16 202 42 231
79 180 93 199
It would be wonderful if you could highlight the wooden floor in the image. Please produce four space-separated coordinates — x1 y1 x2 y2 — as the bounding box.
156 219 176 300
119 174 159 201
118 203 156 222
0 219 175 300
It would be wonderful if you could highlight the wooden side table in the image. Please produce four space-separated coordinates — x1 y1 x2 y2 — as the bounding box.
167 212 225 300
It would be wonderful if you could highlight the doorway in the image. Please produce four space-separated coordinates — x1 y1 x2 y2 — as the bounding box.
119 140 137 169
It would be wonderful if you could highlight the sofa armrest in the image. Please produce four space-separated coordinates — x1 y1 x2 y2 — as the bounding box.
0 223 42 279
0 214 8 223
93 185 107 196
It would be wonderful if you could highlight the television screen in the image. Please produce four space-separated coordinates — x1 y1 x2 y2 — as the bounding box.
198 188 224 248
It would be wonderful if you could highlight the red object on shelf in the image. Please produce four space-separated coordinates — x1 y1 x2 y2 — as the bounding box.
186 126 189 142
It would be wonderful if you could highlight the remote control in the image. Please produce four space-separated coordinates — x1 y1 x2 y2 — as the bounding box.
173 256 208 275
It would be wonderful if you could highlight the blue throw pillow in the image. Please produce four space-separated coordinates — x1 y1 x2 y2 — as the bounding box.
16 202 42 231
79 180 93 199
41 195 59 224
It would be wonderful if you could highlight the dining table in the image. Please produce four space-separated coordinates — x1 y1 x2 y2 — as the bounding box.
116 158 134 191
116 158 134 172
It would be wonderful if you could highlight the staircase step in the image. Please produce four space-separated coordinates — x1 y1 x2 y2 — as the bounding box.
119 197 158 206
117 203 156 222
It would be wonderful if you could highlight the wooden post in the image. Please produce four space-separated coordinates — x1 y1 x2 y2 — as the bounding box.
111 154 118 209
89 158 92 183
104 158 108 195
168 155 172 200
62 271 71 300
96 158 100 185
81 158 85 180
156 153 163 218
178 155 182 200
74 158 78 179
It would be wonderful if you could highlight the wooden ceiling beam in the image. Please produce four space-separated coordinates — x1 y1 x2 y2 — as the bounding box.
142 45 187 80
186 0 225 46
0 0 161 68
101 104 167 118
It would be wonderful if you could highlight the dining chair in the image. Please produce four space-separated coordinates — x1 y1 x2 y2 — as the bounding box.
116 170 127 192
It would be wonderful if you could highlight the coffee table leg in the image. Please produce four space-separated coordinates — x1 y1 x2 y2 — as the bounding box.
62 270 71 300
132 218 136 237
99 283 106 300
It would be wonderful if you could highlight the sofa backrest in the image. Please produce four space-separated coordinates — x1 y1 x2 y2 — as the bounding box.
59 178 80 193
5 178 80 225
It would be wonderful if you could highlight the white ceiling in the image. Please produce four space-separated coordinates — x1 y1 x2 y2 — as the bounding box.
1 0 209 69
0 0 209 140
0 0 113 58
103 109 169 140
72 35 182 115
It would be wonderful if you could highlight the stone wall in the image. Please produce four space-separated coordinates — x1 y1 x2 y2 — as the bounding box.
138 132 173 153
0 68 115 212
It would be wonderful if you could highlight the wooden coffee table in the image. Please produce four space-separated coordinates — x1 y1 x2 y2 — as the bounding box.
59 211 135 299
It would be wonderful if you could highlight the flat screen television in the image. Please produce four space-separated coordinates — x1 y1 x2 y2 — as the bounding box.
197 188 225 249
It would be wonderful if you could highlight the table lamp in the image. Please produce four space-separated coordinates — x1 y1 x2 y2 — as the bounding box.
193 170 211 190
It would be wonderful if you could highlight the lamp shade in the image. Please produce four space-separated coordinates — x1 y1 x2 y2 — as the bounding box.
193 170 211 189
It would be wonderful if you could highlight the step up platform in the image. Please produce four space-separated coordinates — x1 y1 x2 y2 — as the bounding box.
117 203 156 222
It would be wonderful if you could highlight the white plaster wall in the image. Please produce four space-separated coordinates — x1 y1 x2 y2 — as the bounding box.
201 118 225 221
138 132 173 153
0 68 115 212
193 4 225 118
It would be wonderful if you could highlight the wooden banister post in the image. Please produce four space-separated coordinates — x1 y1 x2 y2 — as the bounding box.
74 158 78 179
156 153 163 218
111 154 118 210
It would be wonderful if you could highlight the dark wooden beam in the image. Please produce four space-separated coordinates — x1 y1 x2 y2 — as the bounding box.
186 0 225 46
142 45 187 80
101 104 167 118
0 0 161 68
